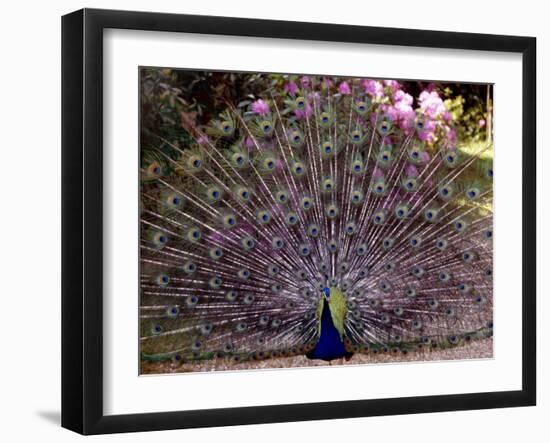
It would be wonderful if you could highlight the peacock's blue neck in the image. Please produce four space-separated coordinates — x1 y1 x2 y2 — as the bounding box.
306 299 349 361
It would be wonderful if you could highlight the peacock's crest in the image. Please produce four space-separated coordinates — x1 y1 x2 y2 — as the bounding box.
139 70 493 373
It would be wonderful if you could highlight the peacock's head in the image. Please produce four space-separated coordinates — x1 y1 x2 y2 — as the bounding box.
323 287 331 301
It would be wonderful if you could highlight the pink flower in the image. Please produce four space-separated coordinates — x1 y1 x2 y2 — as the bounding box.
405 164 419 178
245 136 255 149
338 81 351 95
284 81 299 95
300 76 311 88
442 111 453 122
251 99 270 116
372 167 385 179
362 79 384 99
419 90 446 119
384 80 400 93
295 104 313 120
478 119 486 128
197 134 210 145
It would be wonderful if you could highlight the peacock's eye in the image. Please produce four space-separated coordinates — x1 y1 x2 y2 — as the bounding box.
153 166 161 174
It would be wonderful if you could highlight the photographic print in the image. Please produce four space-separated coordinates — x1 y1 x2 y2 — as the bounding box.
139 68 494 375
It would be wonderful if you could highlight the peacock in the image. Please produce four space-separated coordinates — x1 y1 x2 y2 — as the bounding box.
139 72 493 373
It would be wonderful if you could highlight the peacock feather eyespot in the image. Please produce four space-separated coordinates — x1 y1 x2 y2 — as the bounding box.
200 322 214 335
238 268 251 280
350 129 364 145
156 273 170 287
285 211 299 226
350 189 364 205
462 250 476 263
321 141 335 157
275 189 289 204
186 295 199 308
439 271 452 282
300 195 313 210
377 149 393 167
183 260 197 275
409 235 422 248
152 231 168 248
186 227 202 242
326 203 339 219
241 236 256 250
167 306 179 317
428 299 439 310
377 119 393 136
292 161 306 177
271 318 282 328
267 264 280 276
438 184 453 200
295 269 308 280
259 315 270 327
260 120 274 135
372 179 387 196
345 221 357 235
484 229 493 239
151 324 162 335
412 319 422 330
356 243 368 256
424 208 439 222
354 100 369 115
307 223 320 238
206 185 223 202
271 236 284 249
406 287 417 298
257 209 272 225
231 151 249 168
372 210 386 225
395 203 410 220
454 219 468 233
436 238 448 250
379 280 391 292
321 176 336 192
295 96 306 110
382 237 394 250
222 213 238 228
384 261 396 273
225 290 238 302
443 150 458 168
299 243 312 257
402 177 419 192
243 293 255 304
458 283 472 294
209 276 222 289
328 239 339 253
262 156 277 171
221 120 234 135
412 266 425 278
319 111 332 127
289 130 304 147
235 186 252 202
466 187 481 200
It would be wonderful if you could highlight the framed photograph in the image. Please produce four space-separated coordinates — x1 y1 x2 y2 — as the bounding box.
62 8 536 435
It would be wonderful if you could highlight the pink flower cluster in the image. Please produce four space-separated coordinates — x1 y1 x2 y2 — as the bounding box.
417 90 456 144
280 76 456 146
251 99 270 116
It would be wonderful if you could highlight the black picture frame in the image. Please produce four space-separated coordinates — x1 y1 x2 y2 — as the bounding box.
62 8 536 435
